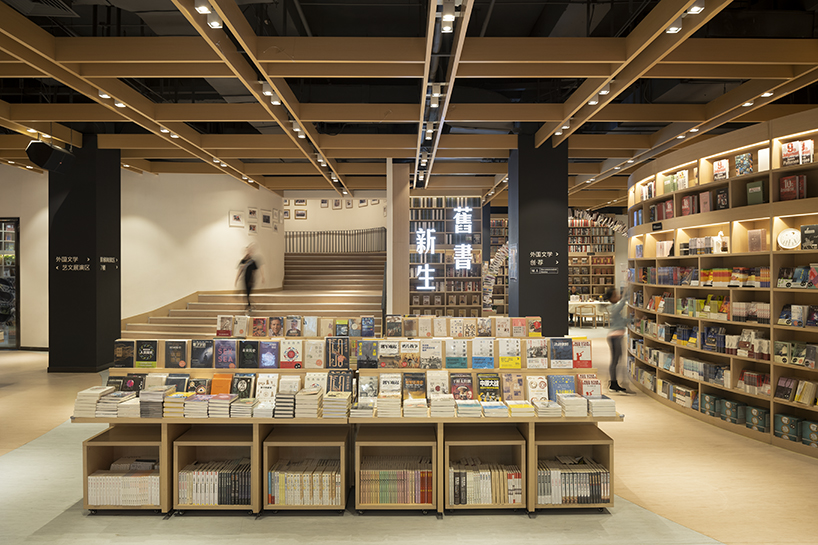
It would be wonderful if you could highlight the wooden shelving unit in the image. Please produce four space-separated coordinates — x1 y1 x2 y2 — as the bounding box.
569 253 616 298
0 218 18 349
625 110 818 459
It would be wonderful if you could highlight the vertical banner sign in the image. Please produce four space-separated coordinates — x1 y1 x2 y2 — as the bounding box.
415 227 436 290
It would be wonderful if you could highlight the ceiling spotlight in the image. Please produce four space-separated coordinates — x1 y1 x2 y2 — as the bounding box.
614 166 621 170
588 95 600 106
761 91 774 98
442 20 453 33
666 16 682 33
598 83 611 95
170 133 179 138
555 129 563 136
426 125 434 133
442 0 455 21
342 190 348 195
425 133 433 140
689 128 700 133
419 174 425 181
195 0 211 14
159 127 170 133
297 131 306 139
432 83 442 97
270 92 281 106
8 161 14 164
114 100 126 108
677 134 686 139
207 12 222 28
123 164 130 168
687 0 705 14
220 162 227 167
562 119 571 130
212 158 220 163
26 165 33 169
585 180 591 183
262 82 273 96
590 178 595 182
42 134 50 138
26 128 36 133
431 96 439 108
98 89 110 99
292 121 301 133
242 176 248 180
627 159 634 163
742 100 754 107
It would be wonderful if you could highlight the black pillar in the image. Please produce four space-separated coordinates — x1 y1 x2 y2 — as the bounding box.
508 131 569 336
49 134 121 372
482 203 491 259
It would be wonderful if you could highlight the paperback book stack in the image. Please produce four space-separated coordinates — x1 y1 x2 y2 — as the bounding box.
254 399 275 418
295 387 324 418
324 391 352 418
456 399 483 418
163 392 192 418
508 400 536 418
534 400 562 417
118 398 141 418
95 391 137 418
482 401 510 417
375 396 402 418
557 393 588 417
587 395 617 417
73 386 115 418
403 398 429 418
275 376 300 418
430 395 456 417
140 385 176 418
209 393 238 417
231 398 258 418
350 399 375 418
183 395 212 418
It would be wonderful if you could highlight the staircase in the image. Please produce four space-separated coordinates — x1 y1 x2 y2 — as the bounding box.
121 252 386 339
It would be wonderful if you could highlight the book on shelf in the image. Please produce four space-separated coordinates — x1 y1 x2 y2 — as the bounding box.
233 315 249 338
714 188 729 210
801 225 818 250
498 338 521 369
378 340 399 368
549 338 573 369
285 315 302 337
214 339 237 369
258 340 278 369
279 339 303 368
746 180 765 205
572 340 592 368
135 340 159 368
216 315 233 337
113 339 135 368
477 372 501 401
420 339 443 369
399 340 420 368
446 338 468 368
450 372 474 400
251 317 268 338
471 337 495 369
303 339 324 368
713 159 729 180
238 340 259 368
526 338 548 369
748 229 767 252
735 152 753 176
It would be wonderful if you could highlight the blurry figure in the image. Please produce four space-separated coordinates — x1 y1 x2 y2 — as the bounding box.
236 243 265 311
603 287 630 393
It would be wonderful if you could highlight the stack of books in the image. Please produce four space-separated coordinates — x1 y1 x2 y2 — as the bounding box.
140 385 176 418
209 393 238 417
295 387 323 418
376 396 402 418
95 391 136 418
275 377 300 418
118 397 141 418
403 398 429 418
456 399 483 418
557 393 588 417
430 395 456 417
73 385 115 418
162 392 192 418
183 394 212 418
534 400 562 417
350 399 375 418
231 397 258 418
482 401 510 418
324 391 352 418
507 400 536 418
254 399 275 418
587 395 617 417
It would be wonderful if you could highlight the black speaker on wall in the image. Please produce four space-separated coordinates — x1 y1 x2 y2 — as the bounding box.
26 140 75 174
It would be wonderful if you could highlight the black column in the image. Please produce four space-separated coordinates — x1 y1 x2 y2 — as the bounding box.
482 203 491 258
508 130 569 336
49 134 121 372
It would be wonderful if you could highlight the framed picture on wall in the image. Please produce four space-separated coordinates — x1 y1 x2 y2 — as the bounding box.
248 223 258 235
295 210 307 220
294 199 307 206
332 199 342 210
229 210 245 227
345 199 353 209
248 208 258 221
358 199 368 207
283 199 289 206
261 209 272 228
272 209 280 223
321 199 329 208
283 210 290 220
370 199 380 205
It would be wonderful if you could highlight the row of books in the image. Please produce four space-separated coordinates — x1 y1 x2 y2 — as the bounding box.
360 457 433 505
536 458 610 505
781 139 814 167
267 459 343 506
568 236 616 244
412 292 479 307
568 244 615 253
410 209 446 220
116 336 592 371
87 457 160 507
774 340 818 368
568 226 615 236
448 460 522 505
778 305 818 328
774 376 818 406
410 197 481 209
680 189 728 216
777 266 818 289
779 175 808 201
633 266 771 287
178 459 252 506
772 415 818 445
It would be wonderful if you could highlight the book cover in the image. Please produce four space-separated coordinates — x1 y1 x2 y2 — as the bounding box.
233 315 249 338
279 339 303 368
113 340 135 368
251 317 268 338
399 340 420 368
214 339 237 369
463 318 477 338
209 374 231 395
378 340 400 368
664 200 674 219
525 338 548 369
774 341 791 364
259 340 279 369
426 369 448 397
216 315 233 337
477 317 492 337
547 374 576 400
231 374 255 399
746 180 765 205
511 318 526 337
792 305 808 327
801 225 818 250
420 339 443 369
681 197 691 216
802 139 814 164
501 373 524 401
713 159 729 180
799 175 808 198
304 371 327 392
334 318 349 337
285 315 302 337
318 317 333 337
780 175 799 201
403 372 427 400
187 377 211 395
748 229 766 252
238 340 260 368
807 306 818 328
348 317 361 337
303 339 325 368
498 338 521 369
792 343 807 366
526 375 549 403
190 339 214 369
325 337 350 369
699 191 711 213
403 316 419 337
120 374 145 393
549 338 574 369
782 140 801 167
715 188 729 210
450 318 464 338
471 337 495 369
477 373 501 401
361 316 375 338
416 316 432 338
357 340 379 369
494 316 511 337
735 152 753 176
358 374 379 399
445 338 468 368
572 340 593 368
135 340 159 369
268 316 284 337
379 373 402 398
327 370 353 392
433 317 448 337
526 316 542 337
386 315 403 337
302 316 318 338
450 373 474 400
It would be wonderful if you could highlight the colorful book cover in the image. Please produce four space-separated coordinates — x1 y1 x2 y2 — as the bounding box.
259 340 279 369
445 338 468 368
713 159 729 180
268 316 284 337
549 338 573 369
735 152 753 176
214 339 237 369
361 316 375 338
471 337 495 369
501 373 524 401
113 340 135 368
399 340 420 368
715 188 729 210
187 377 212 395
498 338 521 369
477 373 501 401
526 316 542 337
348 317 361 337
238 340 260 368
547 374 576 400
463 318 477 338
134 340 159 369
251 317 268 338
801 225 818 250
420 339 443 369
334 318 350 337
325 337 350 369
285 315 302 337
782 140 801 167
801 139 814 164
526 375 549 403
403 372 427 400
780 175 799 201
357 340 379 369
216 315 233 337
378 340 400 368
746 180 765 205
525 338 548 369
303 339 325 368
190 339 214 369
572 340 592 368
279 339 303 369
327 370 353 392
511 318 526 337
477 317 492 337
450 373 474 400
386 315 403 337
231 374 255 399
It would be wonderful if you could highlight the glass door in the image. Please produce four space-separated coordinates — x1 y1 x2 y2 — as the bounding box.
0 218 19 349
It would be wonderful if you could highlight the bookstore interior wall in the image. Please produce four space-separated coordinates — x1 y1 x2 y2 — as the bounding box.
121 171 285 320
0 165 48 348
625 109 818 459
280 191 388 232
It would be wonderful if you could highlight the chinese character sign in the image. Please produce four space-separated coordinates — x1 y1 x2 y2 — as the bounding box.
454 243 472 270
415 228 435 254
453 207 473 234
417 264 435 290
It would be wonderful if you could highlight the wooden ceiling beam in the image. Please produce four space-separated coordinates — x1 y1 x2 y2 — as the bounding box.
299 103 420 123
55 37 220 63
263 62 423 78
665 38 818 65
458 63 614 78
568 163 603 175
645 63 797 79
460 37 626 63
256 37 425 63
431 163 508 175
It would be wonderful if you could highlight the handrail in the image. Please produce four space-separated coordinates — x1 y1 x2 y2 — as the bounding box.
285 227 387 253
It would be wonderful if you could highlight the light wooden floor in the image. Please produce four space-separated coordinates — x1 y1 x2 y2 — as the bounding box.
1 342 817 545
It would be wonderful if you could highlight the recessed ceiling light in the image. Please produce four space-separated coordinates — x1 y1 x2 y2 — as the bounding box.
666 16 682 33
627 159 634 163
614 166 621 170
212 158 220 163
220 162 227 167
26 165 33 169
242 176 247 180
98 89 110 99
159 127 169 133
195 0 211 14
342 190 348 195
742 100 754 107
42 134 50 138
677 134 686 139
585 180 591 183
26 128 36 133
170 133 179 138
687 0 705 14
207 12 222 29
8 161 14 164
761 91 774 98
114 101 126 108
689 128 700 133
123 164 130 168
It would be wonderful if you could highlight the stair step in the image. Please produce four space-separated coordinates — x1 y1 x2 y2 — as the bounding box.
149 316 215 325
169 309 382 320
125 323 215 333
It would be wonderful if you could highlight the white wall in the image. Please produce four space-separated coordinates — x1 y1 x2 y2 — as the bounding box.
0 165 49 348
282 190 387 231
121 172 284 319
